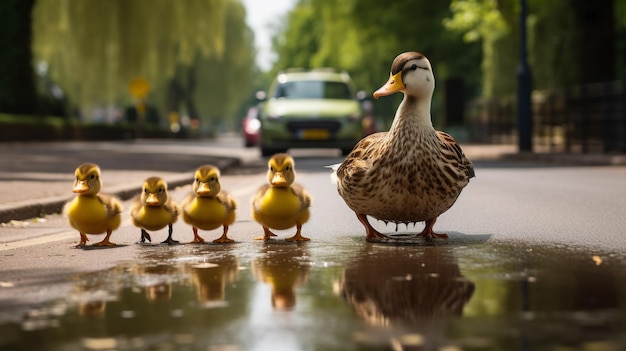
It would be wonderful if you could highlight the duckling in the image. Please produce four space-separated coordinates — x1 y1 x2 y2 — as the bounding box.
63 163 123 247
130 177 179 245
332 52 474 241
181 165 237 243
252 153 311 241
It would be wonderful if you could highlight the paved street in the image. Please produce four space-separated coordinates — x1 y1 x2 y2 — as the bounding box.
1 136 626 350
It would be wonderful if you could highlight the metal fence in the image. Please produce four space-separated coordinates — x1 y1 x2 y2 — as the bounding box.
467 79 626 153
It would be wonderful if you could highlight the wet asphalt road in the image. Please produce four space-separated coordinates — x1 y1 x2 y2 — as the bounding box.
1 139 626 350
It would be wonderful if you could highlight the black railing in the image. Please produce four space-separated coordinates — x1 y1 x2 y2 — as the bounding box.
467 79 626 153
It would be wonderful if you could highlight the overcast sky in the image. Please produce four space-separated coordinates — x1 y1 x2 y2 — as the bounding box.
241 0 295 71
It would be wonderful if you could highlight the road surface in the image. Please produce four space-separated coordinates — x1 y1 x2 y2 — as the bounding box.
1 138 626 351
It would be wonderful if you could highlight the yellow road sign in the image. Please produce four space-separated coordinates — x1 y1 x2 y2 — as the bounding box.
129 77 150 98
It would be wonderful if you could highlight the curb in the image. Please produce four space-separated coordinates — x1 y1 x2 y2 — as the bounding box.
0 157 240 223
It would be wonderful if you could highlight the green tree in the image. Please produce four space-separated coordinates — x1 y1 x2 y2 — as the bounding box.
271 0 482 126
32 0 254 130
445 0 621 96
0 0 38 115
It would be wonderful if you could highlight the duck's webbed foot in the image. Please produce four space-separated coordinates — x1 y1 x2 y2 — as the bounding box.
212 225 235 243
161 224 179 244
417 217 448 239
255 226 278 241
75 232 89 248
191 227 205 243
137 229 152 244
94 230 116 246
357 214 388 242
286 224 310 241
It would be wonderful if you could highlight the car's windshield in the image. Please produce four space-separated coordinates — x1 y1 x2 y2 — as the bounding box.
273 81 352 100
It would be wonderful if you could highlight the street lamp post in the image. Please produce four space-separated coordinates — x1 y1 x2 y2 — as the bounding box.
517 0 532 152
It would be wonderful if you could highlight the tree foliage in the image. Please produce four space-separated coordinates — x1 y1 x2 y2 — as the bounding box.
270 0 483 125
32 0 254 129
446 0 622 97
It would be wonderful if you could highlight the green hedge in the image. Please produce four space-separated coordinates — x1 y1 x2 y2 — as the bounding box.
0 114 171 141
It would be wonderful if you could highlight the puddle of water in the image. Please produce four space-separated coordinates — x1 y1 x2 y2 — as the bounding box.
1 240 625 351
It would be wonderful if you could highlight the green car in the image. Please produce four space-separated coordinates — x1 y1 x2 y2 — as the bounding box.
257 69 367 157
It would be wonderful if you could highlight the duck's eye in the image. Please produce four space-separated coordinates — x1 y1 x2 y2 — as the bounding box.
270 166 274 172
144 188 148 193
285 166 291 171
195 177 200 182
410 64 418 71
90 174 97 180
158 187 164 193
209 176 216 182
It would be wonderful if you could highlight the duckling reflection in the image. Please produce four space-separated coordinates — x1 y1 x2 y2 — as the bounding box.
340 246 474 327
252 243 311 310
131 249 181 302
70 266 124 318
188 248 239 305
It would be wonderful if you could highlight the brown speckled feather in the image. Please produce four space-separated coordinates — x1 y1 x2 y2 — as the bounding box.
335 52 473 228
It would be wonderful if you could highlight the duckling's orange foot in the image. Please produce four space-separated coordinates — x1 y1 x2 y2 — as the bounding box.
93 240 116 247
285 233 310 241
213 226 235 243
286 224 310 241
213 237 235 243
75 233 89 247
191 227 205 243
255 227 277 241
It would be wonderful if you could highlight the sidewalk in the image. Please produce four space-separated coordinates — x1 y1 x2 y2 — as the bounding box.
0 141 242 224
1 141 625 224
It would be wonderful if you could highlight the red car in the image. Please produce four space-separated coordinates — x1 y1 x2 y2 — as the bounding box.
242 106 261 147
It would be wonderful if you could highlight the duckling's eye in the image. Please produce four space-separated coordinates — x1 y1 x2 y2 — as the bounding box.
209 176 216 182
144 188 148 193
285 166 291 171
270 166 274 172
158 187 164 193
410 64 418 71
195 177 200 182
90 174 97 180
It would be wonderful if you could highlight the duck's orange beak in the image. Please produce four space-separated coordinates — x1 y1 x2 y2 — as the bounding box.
145 193 160 206
196 182 211 196
373 71 404 99
72 180 89 194
271 172 288 187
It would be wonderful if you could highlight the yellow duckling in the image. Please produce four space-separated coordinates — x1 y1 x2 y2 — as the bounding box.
252 153 311 241
181 165 237 243
63 163 123 247
333 52 474 241
130 177 179 244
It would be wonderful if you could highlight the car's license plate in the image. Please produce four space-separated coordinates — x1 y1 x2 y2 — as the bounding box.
300 129 329 140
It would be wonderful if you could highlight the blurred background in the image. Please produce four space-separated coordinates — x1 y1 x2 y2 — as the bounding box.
1 0 625 152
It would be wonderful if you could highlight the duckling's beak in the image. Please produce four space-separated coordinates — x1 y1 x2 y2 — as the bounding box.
145 193 160 206
196 182 212 196
373 71 405 99
271 172 288 187
72 180 90 194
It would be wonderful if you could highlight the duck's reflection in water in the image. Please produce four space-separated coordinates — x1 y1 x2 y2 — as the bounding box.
340 245 474 328
252 243 311 310
131 248 181 302
187 246 239 306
